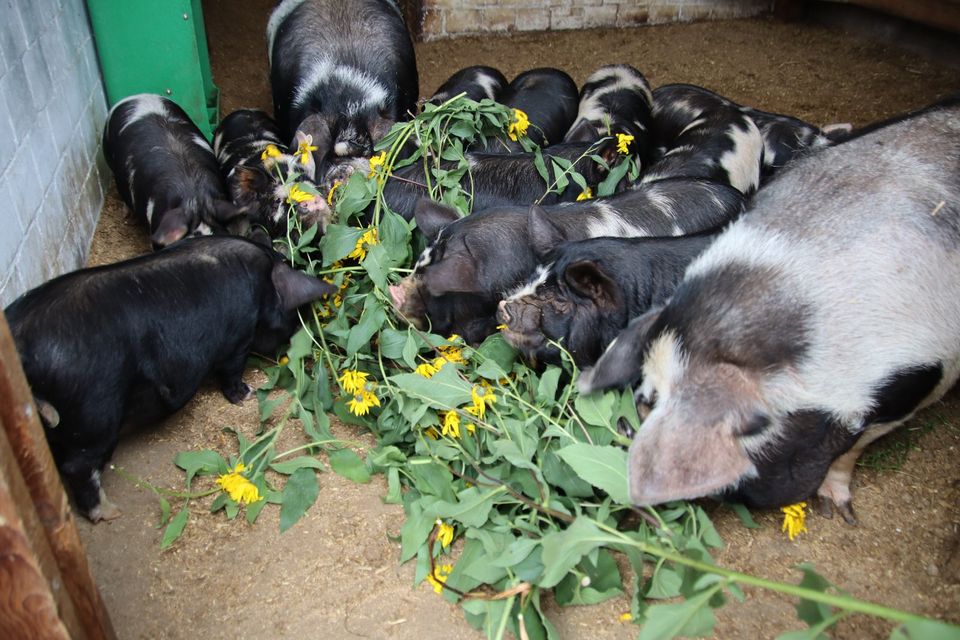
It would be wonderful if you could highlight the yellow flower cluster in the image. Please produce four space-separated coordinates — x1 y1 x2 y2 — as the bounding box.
216 462 262 505
435 519 454 548
414 335 467 379
287 183 315 205
368 151 388 182
348 228 379 261
466 382 496 420
427 564 454 594
340 369 381 416
440 410 461 438
616 133 634 155
260 143 283 162
508 108 530 142
577 187 593 202
296 139 317 165
781 502 808 541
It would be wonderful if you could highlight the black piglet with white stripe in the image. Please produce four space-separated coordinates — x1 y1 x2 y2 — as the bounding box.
103 93 243 248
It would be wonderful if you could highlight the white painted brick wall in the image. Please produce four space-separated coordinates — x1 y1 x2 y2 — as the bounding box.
0 0 110 308
421 0 773 39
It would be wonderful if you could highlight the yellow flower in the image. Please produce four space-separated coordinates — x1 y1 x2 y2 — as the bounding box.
368 151 388 181
577 187 593 201
347 228 379 261
781 502 808 541
216 462 262 505
296 139 318 165
438 336 466 364
287 183 315 204
435 519 454 548
619 613 633 623
616 133 635 155
466 384 497 420
424 427 440 440
326 180 342 205
338 369 369 395
278 356 290 366
415 361 440 378
431 357 449 371
347 390 381 416
508 108 529 141
440 410 461 438
496 324 507 331
426 564 453 594
260 144 282 161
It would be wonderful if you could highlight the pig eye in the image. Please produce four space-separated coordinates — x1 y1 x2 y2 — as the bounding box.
739 413 771 438
636 389 657 420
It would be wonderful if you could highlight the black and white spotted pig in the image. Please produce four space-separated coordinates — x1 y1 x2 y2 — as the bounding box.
4 236 335 522
213 109 330 237
479 68 580 153
389 179 743 343
651 83 845 181
578 96 960 522
564 64 654 165
268 0 418 179
498 232 715 368
427 65 508 106
103 94 244 248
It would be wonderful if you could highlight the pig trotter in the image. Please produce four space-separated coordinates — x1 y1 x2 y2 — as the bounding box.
88 490 122 522
222 380 253 405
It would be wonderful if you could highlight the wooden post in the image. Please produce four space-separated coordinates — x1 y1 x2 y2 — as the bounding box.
0 312 117 640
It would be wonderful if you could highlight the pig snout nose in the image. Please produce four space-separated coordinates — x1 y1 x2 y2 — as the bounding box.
497 300 510 325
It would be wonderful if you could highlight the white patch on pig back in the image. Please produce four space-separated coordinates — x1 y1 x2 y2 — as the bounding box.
718 118 763 195
117 94 168 135
267 0 308 64
293 56 389 116
192 134 212 153
504 263 552 303
586 202 649 238
475 72 501 100
145 198 155 224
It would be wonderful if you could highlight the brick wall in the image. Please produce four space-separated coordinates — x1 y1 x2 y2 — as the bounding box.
0 0 110 308
420 0 773 39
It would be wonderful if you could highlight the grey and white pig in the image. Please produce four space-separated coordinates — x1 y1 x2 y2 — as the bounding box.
5 236 335 521
498 232 715 368
213 108 330 237
103 94 245 247
564 64 654 165
268 0 418 177
390 179 743 343
578 96 960 522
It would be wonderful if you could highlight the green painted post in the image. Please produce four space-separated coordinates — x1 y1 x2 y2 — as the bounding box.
87 0 220 139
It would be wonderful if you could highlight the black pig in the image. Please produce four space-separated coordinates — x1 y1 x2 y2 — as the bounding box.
268 0 418 178
5 236 335 521
498 233 715 368
427 65 508 105
478 68 579 152
103 94 244 247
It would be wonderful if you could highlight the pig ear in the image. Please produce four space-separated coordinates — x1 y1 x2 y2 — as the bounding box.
151 208 191 247
272 262 337 311
230 164 269 202
414 199 460 239
367 111 396 144
577 306 662 393
626 407 755 506
564 119 600 143
293 114 332 181
528 205 566 259
423 254 479 295
564 260 620 308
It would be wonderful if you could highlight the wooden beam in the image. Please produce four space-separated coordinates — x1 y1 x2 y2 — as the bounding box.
0 312 117 640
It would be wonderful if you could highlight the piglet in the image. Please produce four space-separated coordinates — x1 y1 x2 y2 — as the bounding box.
214 108 330 237
478 68 579 152
5 236 335 522
104 94 245 247
427 65 508 105
578 95 960 521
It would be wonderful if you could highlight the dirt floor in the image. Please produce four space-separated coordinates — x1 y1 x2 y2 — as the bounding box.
75 3 960 639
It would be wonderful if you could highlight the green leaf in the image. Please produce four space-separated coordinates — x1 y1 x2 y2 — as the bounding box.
346 297 386 356
174 450 226 485
556 443 630 504
646 564 683 599
536 366 562 405
391 365 473 409
474 333 517 373
574 391 617 428
637 586 720 640
554 548 624 606
269 456 326 475
286 326 314 364
777 611 847 640
889 619 960 640
319 224 364 266
539 517 611 588
329 448 372 483
794 563 837 627
432 487 499 528
728 503 761 529
361 242 392 290
378 328 409 360
279 467 320 533
160 507 189 550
